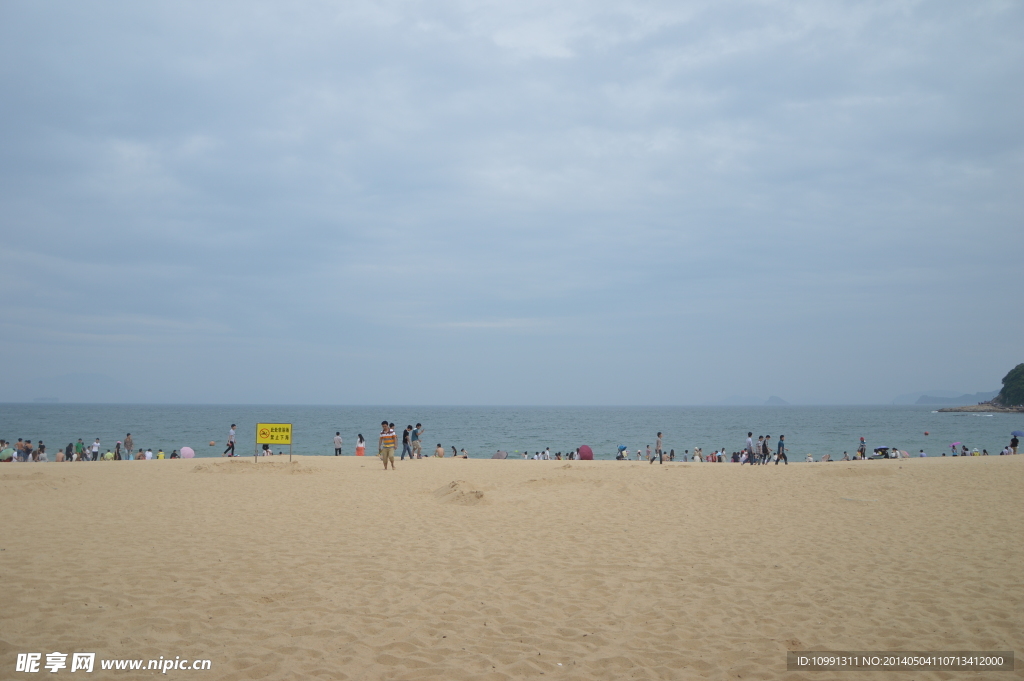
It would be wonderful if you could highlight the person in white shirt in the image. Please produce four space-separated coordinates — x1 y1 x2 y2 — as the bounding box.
223 425 236 457
145 449 153 460
91 439 101 461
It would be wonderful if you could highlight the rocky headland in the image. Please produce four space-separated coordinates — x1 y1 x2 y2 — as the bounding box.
937 401 1024 413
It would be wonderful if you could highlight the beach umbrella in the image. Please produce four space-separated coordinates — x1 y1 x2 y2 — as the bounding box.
578 445 594 460
492 450 508 459
950 442 961 447
0 447 14 461
1011 431 1024 437
180 446 195 459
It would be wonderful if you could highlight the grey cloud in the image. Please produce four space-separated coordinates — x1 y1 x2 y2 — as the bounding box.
1 0 1021 404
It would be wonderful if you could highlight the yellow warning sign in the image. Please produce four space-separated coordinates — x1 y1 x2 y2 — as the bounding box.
256 423 292 445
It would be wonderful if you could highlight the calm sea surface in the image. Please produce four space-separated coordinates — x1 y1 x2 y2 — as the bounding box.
1 404 1020 460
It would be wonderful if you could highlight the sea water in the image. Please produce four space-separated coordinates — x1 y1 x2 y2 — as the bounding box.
1 404 1019 461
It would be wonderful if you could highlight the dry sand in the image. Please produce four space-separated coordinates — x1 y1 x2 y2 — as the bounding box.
1 455 1021 680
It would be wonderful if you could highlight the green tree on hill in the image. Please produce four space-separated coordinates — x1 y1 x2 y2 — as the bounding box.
995 363 1024 406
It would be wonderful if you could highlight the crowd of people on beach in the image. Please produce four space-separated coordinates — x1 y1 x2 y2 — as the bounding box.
370 421 475 469
0 433 186 462
3 424 1018 464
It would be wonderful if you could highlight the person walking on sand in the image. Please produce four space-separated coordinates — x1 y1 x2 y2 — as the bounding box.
378 421 396 470
411 423 424 458
223 424 236 457
776 435 788 465
401 425 413 460
334 432 343 456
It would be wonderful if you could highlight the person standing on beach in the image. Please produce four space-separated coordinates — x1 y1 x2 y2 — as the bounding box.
334 432 343 456
1011 435 1019 455
91 438 101 461
378 421 396 470
124 433 133 456
656 432 663 463
763 436 772 465
744 432 754 464
355 434 365 456
776 435 788 465
411 423 424 458
401 425 413 460
224 424 236 457
856 437 866 460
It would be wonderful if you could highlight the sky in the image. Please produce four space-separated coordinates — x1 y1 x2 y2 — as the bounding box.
1 0 1022 405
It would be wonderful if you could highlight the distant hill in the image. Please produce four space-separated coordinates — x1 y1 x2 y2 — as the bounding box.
914 390 999 405
995 363 1024 406
718 395 790 406
719 395 763 406
892 390 965 405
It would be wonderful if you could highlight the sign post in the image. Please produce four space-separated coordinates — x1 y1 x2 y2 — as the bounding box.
256 423 294 462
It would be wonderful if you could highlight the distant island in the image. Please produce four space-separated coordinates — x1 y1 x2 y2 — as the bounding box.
915 390 998 405
938 363 1024 413
718 396 791 406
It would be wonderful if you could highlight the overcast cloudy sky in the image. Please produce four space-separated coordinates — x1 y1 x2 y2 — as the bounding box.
1 1 1021 405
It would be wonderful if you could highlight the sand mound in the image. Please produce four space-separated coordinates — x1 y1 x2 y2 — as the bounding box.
432 480 486 505
0 471 78 492
191 461 318 475
0 471 47 480
827 465 897 477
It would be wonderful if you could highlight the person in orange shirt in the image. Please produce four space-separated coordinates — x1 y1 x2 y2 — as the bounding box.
378 421 396 470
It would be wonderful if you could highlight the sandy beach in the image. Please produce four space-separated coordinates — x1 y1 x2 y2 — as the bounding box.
1 455 1021 680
